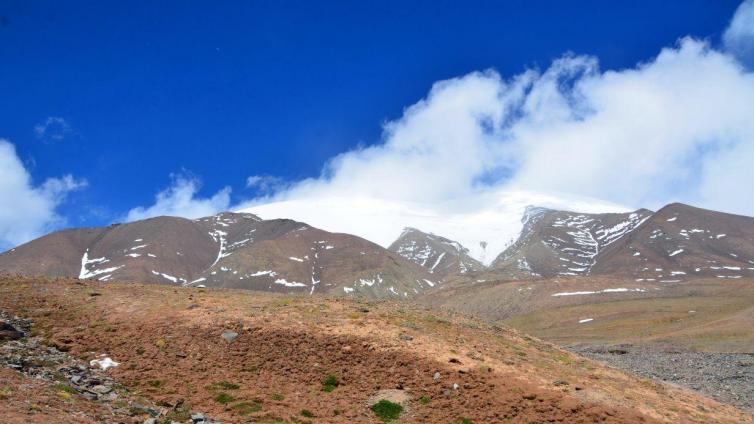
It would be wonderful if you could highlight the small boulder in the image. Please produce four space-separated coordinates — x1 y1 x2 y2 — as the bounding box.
221 331 238 343
0 322 23 341
433 372 441 381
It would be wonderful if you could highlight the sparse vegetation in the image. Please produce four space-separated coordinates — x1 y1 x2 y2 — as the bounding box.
420 395 431 404
300 409 315 418
215 392 235 404
321 374 339 392
271 393 284 401
53 383 77 394
210 380 240 390
371 399 403 422
0 386 12 400
147 379 164 388
458 418 473 424
233 401 262 415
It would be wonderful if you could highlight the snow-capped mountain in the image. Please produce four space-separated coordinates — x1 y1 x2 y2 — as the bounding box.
489 207 653 278
488 203 754 282
0 212 435 299
388 227 484 279
239 190 629 265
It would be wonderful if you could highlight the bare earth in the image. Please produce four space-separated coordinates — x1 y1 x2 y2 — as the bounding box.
0 276 752 423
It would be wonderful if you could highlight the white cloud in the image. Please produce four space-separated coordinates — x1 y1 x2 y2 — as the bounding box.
125 176 231 222
724 0 754 67
33 117 71 141
246 174 287 193
238 36 754 262
0 139 85 249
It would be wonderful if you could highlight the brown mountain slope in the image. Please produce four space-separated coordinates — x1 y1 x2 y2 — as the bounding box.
388 227 484 280
0 212 434 299
592 203 754 281
1 276 750 423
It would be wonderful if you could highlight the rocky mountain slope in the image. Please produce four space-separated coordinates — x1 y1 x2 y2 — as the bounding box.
1 276 751 423
388 228 484 279
0 212 435 299
487 203 754 282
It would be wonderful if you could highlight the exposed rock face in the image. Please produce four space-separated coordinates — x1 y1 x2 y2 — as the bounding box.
488 207 653 278
488 203 754 282
388 228 484 280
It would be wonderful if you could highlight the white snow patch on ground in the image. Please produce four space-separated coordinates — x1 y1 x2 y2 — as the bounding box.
274 278 306 287
90 356 119 370
552 288 646 297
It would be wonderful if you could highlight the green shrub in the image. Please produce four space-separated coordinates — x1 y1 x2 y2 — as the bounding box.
420 395 431 404
458 418 473 424
322 374 339 392
271 393 284 401
300 409 315 418
371 400 403 422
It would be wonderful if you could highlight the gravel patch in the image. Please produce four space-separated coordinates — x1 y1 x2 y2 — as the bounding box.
568 343 754 413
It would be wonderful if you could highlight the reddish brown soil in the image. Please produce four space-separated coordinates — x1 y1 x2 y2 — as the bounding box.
1 276 751 423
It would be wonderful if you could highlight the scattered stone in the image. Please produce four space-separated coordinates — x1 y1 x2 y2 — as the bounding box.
221 330 238 343
191 412 206 423
553 380 569 386
523 393 537 400
466 351 484 361
448 357 461 363
458 368 470 374
0 321 23 341
186 304 200 310
568 343 754 412
433 371 441 381
143 419 157 424
398 333 413 341
452 383 459 390
341 345 352 353
90 384 112 394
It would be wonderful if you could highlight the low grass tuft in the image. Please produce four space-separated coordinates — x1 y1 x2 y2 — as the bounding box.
232 401 262 415
215 392 235 404
321 374 339 392
371 399 403 422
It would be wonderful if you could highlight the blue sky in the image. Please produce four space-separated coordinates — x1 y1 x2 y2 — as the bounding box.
1 0 753 249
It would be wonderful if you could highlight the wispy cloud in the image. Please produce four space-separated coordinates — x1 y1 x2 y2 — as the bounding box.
724 0 754 68
0 139 86 249
246 174 288 194
125 175 231 222
33 116 71 141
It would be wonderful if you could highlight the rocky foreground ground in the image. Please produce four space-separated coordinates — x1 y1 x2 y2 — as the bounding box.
568 344 754 414
0 276 752 423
